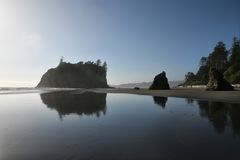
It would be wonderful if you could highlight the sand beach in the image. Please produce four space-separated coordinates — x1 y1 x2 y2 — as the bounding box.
92 88 240 104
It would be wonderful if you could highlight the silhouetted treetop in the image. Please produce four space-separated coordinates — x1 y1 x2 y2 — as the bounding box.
206 41 228 72
199 57 207 67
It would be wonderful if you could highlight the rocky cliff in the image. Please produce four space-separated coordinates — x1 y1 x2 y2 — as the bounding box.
37 61 108 88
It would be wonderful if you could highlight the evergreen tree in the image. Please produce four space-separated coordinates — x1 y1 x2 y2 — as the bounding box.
224 37 240 83
199 57 207 67
184 39 238 85
206 41 228 72
229 37 240 67
96 59 102 66
103 61 107 71
185 72 195 81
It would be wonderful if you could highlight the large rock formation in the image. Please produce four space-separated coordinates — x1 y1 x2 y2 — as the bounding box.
206 68 234 91
37 60 109 88
149 71 170 90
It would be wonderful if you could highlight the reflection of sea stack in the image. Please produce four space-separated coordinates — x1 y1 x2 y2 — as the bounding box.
150 71 170 90
206 68 233 91
153 96 168 108
40 91 107 118
37 60 108 88
197 100 240 135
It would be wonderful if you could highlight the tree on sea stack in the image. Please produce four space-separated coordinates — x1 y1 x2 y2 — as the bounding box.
59 56 64 65
149 71 170 90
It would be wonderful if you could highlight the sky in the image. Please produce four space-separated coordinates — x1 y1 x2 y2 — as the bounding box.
0 0 239 87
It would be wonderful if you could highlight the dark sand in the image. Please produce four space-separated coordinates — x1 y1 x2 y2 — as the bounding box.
92 88 240 104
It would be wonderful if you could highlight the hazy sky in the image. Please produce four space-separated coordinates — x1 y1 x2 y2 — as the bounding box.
0 0 239 86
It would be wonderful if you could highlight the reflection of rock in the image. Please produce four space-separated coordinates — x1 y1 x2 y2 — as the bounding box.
150 71 170 90
206 68 233 91
185 98 195 105
197 100 240 135
153 96 168 108
40 91 107 119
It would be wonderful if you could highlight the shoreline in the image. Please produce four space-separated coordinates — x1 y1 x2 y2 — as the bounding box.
92 88 240 104
1 87 240 104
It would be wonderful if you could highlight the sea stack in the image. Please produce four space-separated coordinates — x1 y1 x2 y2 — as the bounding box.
206 68 234 91
149 71 170 90
37 60 109 88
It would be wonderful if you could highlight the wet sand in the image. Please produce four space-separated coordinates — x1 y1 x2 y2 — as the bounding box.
93 88 240 104
1 87 240 104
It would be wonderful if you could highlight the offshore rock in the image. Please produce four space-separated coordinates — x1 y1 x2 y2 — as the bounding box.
149 71 170 90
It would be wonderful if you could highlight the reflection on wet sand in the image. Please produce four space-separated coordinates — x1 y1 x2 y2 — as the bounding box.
183 98 240 135
185 98 195 105
40 91 240 136
152 96 168 108
152 96 240 136
1 92 240 160
40 91 107 119
197 101 240 135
